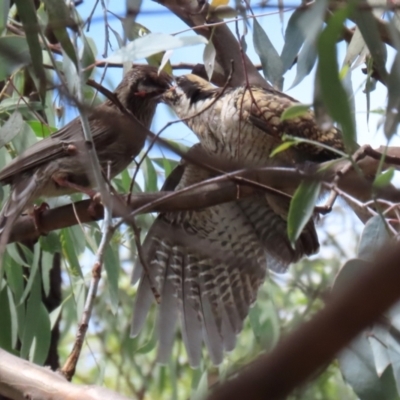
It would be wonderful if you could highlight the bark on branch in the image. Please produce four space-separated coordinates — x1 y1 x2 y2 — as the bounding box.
8 150 400 245
0 348 131 400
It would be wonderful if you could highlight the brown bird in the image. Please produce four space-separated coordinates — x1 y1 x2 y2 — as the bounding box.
131 74 345 366
0 64 171 237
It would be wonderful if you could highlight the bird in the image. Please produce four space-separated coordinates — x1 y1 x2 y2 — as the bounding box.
131 74 345 367
0 64 172 239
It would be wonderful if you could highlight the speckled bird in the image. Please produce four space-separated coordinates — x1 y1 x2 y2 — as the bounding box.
131 74 345 366
0 65 171 238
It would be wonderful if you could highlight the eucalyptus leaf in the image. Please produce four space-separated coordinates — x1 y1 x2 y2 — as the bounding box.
0 111 24 148
281 0 327 73
43 0 78 66
105 33 207 64
287 180 320 246
0 36 31 81
358 215 390 261
369 325 391 377
353 0 388 85
203 40 216 81
385 55 400 138
0 0 10 34
0 286 12 351
317 5 357 152
338 334 399 400
280 104 311 121
253 18 283 89
14 0 46 101
374 168 395 188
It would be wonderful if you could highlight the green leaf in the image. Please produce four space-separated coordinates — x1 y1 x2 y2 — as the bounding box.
0 36 31 81
40 251 54 298
0 0 10 34
81 35 96 82
338 334 400 400
136 327 157 354
203 40 216 81
280 104 311 121
253 18 283 90
4 254 24 299
332 258 370 297
144 157 158 192
281 0 326 73
358 215 390 261
0 285 13 351
61 228 83 278
127 22 173 74
105 33 207 64
353 0 388 85
287 180 321 246
290 37 318 89
0 111 24 148
27 120 57 139
103 242 120 315
192 370 208 400
0 97 43 115
369 325 391 377
28 301 51 365
43 0 78 67
152 157 179 176
384 55 400 138
317 4 357 152
11 121 37 153
18 243 40 305
39 232 61 254
374 168 395 188
270 140 297 157
14 0 46 101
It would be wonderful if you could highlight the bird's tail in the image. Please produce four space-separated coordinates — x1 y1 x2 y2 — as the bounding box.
130 161 319 366
131 211 267 368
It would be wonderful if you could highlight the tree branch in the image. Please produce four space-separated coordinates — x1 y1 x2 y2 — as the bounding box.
0 348 131 400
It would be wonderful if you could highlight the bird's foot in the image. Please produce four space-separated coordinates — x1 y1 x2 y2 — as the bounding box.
29 202 50 235
52 174 97 198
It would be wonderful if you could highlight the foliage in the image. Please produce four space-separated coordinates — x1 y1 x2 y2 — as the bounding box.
0 0 399 399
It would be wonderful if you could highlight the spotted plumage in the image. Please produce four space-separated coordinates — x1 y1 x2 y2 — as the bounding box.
131 74 345 366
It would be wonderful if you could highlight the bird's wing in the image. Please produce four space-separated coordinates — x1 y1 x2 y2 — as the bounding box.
237 195 319 273
242 87 345 162
130 160 268 367
0 108 125 184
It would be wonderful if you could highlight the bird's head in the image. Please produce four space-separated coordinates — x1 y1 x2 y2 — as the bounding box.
163 74 217 115
116 65 173 108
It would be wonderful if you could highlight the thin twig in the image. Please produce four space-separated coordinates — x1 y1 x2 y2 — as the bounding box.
60 204 115 380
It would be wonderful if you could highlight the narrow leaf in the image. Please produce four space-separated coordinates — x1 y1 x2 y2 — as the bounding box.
373 168 395 188
317 5 357 152
14 0 46 101
287 180 321 246
43 0 78 66
280 104 311 121
281 0 326 73
0 111 24 148
203 40 216 81
0 36 31 81
270 140 297 157
253 18 283 89
358 215 390 261
0 0 10 34
105 33 207 64
353 0 388 84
